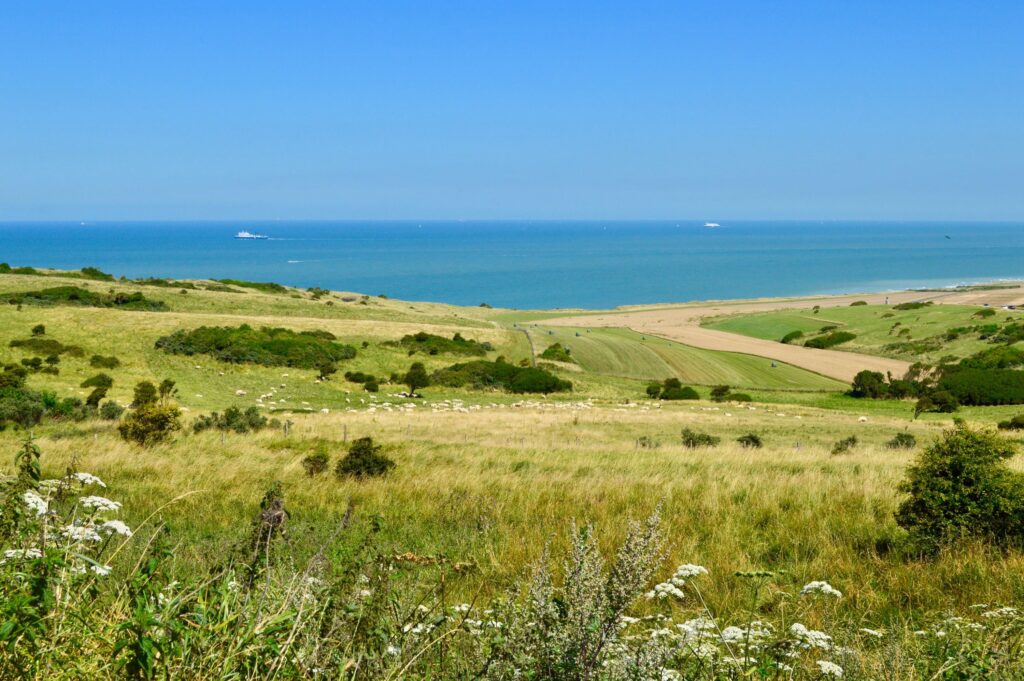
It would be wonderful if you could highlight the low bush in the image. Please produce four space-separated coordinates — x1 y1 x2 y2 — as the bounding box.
780 330 804 344
4 286 168 311
31 324 45 336
636 435 659 449
973 307 997 318
215 278 289 294
737 433 763 448
938 368 1024 406
660 386 699 400
997 415 1024 431
192 406 269 434
896 424 1024 549
118 403 182 445
539 342 575 363
831 435 858 455
9 337 84 357
392 331 493 357
90 354 121 369
85 387 108 408
99 400 125 420
81 373 114 389
914 390 959 416
155 324 357 369
805 331 856 349
335 437 395 478
887 432 917 449
680 428 720 448
849 300 868 306
893 301 933 311
0 387 46 429
302 451 330 476
344 371 377 384
432 360 571 394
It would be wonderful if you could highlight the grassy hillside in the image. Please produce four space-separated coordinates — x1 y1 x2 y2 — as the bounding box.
705 302 1018 363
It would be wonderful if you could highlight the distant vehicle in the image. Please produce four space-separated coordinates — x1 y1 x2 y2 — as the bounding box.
235 230 269 240
704 222 721 228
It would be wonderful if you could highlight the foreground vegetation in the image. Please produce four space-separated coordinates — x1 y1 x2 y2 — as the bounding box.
3 267 1024 677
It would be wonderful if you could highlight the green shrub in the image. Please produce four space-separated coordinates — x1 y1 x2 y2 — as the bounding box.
0 366 28 390
660 386 699 401
646 383 662 398
636 435 659 449
938 368 1024 406
215 278 288 294
850 300 868 306
780 330 804 344
957 346 1024 370
81 373 114 389
364 381 379 393
302 451 330 476
709 385 730 402
31 324 45 336
681 428 720 448
403 362 430 395
344 371 377 384
85 387 108 408
0 387 46 429
805 331 856 349
392 331 492 357
118 403 182 445
887 432 917 449
737 433 763 448
432 360 571 394
335 437 395 479
914 390 959 416
831 435 858 455
997 415 1024 431
90 354 121 369
9 337 83 357
132 381 158 407
729 393 752 402
193 406 269 434
99 400 125 420
79 266 115 281
155 324 357 369
539 342 575 363
849 370 888 398
317 361 338 381
4 286 167 311
893 301 933 311
973 307 997 318
896 424 1024 549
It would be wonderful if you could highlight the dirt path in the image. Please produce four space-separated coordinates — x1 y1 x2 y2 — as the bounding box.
545 287 1024 383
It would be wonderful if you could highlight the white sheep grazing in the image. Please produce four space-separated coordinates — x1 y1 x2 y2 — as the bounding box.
235 389 247 396
858 416 868 422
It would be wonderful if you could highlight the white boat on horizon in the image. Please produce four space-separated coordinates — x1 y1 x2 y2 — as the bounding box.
704 222 721 228
235 230 269 240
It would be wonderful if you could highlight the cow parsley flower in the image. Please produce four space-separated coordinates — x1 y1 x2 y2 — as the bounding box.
23 491 48 517
2 548 43 562
790 623 833 650
100 520 133 537
60 523 102 543
72 472 106 487
79 496 122 512
800 581 842 598
816 660 844 678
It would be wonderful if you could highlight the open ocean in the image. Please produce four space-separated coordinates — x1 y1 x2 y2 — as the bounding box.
1 221 1022 309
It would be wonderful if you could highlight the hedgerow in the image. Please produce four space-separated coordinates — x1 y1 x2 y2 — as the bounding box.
3 286 168 311
154 324 357 369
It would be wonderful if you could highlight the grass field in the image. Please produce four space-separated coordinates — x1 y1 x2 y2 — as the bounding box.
5 269 1024 677
705 302 1017 363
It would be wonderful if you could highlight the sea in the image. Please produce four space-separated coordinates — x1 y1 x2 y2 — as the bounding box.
1 221 1022 310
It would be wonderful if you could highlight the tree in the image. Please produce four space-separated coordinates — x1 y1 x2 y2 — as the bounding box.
158 378 178 402
710 385 731 402
914 390 959 417
403 362 430 395
896 424 1024 549
850 370 888 399
85 387 108 408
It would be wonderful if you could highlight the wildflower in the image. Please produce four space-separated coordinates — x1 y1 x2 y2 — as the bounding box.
2 548 43 562
79 496 122 512
90 564 112 576
100 520 133 537
646 582 685 600
60 523 102 543
816 660 844 678
23 491 48 517
981 606 1018 619
451 603 471 614
790 623 833 650
72 472 106 487
858 628 884 638
385 645 400 656
800 581 842 598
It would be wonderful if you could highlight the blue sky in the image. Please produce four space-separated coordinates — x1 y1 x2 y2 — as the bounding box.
1 1 1021 220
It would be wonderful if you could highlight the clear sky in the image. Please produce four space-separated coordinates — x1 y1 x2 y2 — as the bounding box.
1 1 1022 221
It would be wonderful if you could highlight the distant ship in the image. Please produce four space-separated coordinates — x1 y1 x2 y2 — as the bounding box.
704 222 721 228
235 230 269 240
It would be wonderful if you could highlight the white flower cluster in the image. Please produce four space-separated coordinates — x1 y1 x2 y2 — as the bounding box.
100 520 133 537
2 548 43 562
23 491 48 517
72 472 106 487
79 496 122 512
61 523 103 543
800 580 843 598
645 564 708 600
817 659 844 677
790 622 833 650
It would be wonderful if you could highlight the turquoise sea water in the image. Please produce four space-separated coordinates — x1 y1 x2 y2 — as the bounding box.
1 221 1022 309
